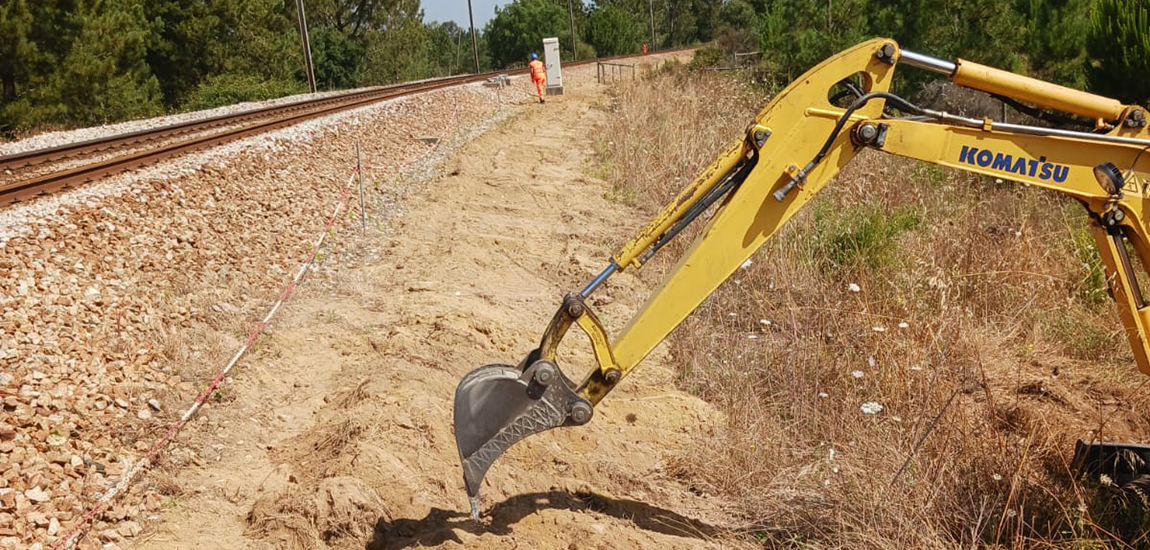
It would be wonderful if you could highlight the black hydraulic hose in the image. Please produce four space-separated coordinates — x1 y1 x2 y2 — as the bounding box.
843 79 866 98
989 92 1093 130
639 153 759 264
809 92 924 169
828 78 866 105
774 92 925 201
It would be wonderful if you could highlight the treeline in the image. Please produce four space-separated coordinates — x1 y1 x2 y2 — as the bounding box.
723 0 1150 106
0 0 745 134
1 0 1148 134
0 0 472 134
2 0 301 131
484 0 729 66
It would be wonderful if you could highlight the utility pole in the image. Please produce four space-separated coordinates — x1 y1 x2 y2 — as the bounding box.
648 0 655 50
567 0 577 60
467 0 480 73
295 0 317 93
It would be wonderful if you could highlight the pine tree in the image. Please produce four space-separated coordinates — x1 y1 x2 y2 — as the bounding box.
0 0 81 131
1085 0 1150 104
1017 0 1093 88
54 0 164 124
0 0 37 103
485 0 569 67
586 4 643 56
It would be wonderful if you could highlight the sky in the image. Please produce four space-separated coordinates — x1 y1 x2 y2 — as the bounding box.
422 0 503 29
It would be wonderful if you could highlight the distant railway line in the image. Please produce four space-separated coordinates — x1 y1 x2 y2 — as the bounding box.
0 49 691 207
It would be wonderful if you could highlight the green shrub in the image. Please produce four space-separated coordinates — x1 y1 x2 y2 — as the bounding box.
811 203 921 269
688 45 725 70
181 73 305 112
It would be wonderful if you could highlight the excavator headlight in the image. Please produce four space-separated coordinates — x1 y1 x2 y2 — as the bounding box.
1094 162 1125 195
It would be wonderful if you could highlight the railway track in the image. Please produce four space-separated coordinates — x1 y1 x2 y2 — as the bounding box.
0 49 691 207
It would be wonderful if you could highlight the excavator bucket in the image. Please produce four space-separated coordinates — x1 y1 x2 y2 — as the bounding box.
453 359 593 514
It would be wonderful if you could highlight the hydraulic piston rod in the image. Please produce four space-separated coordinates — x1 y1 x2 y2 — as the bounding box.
898 49 956 75
899 49 1128 123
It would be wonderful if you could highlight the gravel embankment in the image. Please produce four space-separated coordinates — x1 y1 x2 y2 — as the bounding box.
0 89 352 157
0 54 682 549
0 76 533 549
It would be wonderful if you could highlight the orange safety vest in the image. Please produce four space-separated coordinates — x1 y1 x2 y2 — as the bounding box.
529 59 546 83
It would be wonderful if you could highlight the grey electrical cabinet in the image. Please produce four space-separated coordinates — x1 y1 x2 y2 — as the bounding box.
543 37 563 95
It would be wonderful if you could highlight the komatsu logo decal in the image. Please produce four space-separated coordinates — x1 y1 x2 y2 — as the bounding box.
958 145 1070 182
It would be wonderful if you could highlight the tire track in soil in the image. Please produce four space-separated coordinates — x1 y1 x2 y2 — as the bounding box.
134 79 749 550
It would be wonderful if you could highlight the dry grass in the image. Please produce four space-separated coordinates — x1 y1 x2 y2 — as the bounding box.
247 487 322 550
283 412 371 479
596 66 1150 548
246 477 387 550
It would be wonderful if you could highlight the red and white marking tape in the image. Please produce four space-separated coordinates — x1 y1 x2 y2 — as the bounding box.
49 170 360 550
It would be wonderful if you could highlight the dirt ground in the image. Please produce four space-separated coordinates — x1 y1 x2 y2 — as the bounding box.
131 80 751 549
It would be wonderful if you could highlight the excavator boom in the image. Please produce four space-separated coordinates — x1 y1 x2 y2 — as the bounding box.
452 39 1150 517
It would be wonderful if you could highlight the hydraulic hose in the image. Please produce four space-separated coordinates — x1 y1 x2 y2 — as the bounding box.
774 92 925 201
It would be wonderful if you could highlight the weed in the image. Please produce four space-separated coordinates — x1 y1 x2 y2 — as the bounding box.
603 184 637 206
1042 305 1116 360
585 135 616 186
912 162 948 188
1066 220 1108 307
317 309 339 324
810 203 920 270
596 68 1150 549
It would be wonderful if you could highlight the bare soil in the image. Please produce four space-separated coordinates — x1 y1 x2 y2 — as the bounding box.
132 80 750 549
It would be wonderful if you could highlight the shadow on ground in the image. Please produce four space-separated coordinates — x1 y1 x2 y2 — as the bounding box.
366 489 724 549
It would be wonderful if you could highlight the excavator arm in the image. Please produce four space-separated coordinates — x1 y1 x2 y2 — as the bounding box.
453 38 1150 516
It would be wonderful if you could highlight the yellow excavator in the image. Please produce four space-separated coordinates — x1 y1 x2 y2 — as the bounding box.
453 38 1150 518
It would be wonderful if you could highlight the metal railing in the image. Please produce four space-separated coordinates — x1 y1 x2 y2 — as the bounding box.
701 51 761 72
597 61 636 84
732 51 761 67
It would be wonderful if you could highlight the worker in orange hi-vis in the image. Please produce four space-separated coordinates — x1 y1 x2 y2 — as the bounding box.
528 52 546 104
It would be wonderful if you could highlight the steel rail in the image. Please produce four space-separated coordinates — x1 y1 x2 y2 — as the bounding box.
0 80 465 204
0 87 395 171
0 48 693 206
